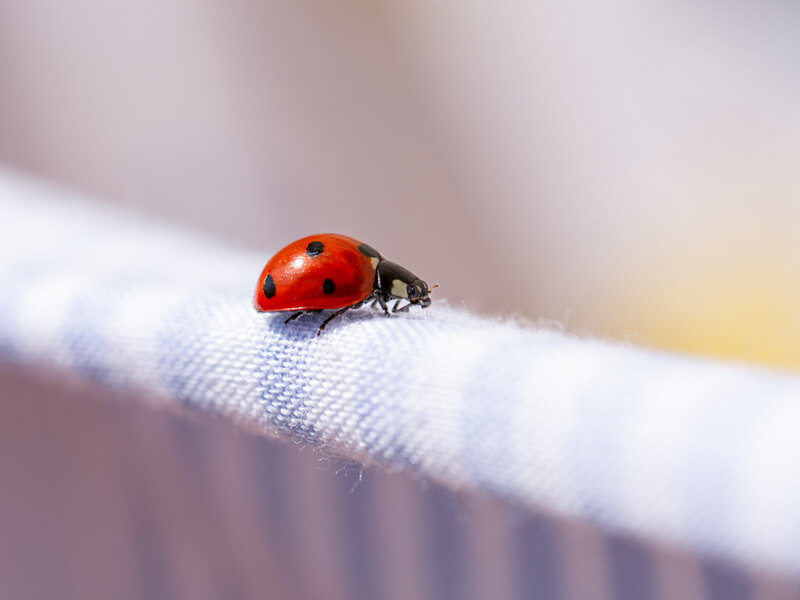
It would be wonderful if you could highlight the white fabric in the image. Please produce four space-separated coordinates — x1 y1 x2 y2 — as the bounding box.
2 169 800 595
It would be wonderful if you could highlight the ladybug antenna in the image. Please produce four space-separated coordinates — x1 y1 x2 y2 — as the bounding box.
429 284 439 293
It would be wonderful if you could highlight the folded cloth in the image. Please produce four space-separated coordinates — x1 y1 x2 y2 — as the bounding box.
2 169 800 590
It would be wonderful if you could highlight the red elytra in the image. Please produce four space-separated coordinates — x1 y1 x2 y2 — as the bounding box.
254 234 433 334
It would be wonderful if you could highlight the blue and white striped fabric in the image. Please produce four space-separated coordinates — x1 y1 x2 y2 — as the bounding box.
2 169 800 599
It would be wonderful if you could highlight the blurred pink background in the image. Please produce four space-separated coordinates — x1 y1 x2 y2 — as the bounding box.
1 0 799 369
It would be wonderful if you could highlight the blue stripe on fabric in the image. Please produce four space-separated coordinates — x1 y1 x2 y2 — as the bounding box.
419 485 470 600
158 298 216 409
247 436 314 600
61 279 120 382
168 415 216 496
255 316 322 440
168 414 254 600
130 494 175 600
337 467 384 600
606 534 657 600
513 511 563 600
701 559 753 600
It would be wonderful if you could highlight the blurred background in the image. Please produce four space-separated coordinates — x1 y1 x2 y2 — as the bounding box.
3 3 800 599
1 0 799 369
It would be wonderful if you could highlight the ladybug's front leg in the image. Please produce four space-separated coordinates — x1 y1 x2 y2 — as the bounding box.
392 300 412 313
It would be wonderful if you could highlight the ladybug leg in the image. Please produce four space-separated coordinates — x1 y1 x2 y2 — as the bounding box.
317 307 351 336
284 311 304 325
369 297 387 314
392 300 412 313
374 294 390 316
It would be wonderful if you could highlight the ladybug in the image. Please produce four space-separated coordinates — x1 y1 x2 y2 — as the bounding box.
254 234 435 335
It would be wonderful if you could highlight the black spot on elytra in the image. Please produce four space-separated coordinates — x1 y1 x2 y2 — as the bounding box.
263 274 276 299
307 241 324 257
323 278 336 294
358 243 381 259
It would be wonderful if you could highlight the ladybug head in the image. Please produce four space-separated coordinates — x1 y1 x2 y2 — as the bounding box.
376 260 433 308
406 279 431 308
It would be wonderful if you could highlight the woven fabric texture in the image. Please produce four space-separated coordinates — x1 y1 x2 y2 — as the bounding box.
2 170 800 590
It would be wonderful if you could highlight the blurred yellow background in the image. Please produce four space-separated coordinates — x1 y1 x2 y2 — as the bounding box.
1 0 798 370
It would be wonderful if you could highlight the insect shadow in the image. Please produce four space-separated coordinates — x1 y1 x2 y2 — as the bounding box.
264 305 380 339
